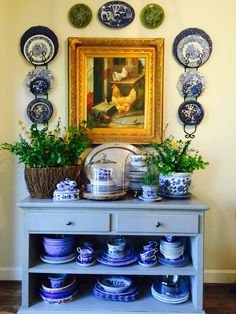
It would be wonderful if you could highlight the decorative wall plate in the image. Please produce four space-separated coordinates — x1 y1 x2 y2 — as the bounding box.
20 26 59 65
178 100 204 126
68 3 92 28
26 69 54 95
173 28 212 67
140 3 165 29
177 70 206 98
98 1 135 28
27 98 53 123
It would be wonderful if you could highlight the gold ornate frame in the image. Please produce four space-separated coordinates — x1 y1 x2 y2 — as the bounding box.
68 37 164 144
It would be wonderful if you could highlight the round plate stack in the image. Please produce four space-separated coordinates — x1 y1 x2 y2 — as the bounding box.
151 275 189 304
93 276 139 301
40 276 78 304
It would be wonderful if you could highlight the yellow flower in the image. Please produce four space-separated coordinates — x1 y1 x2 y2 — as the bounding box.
171 141 177 149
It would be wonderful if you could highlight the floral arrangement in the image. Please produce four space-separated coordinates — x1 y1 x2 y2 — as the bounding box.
0 118 91 168
146 135 209 175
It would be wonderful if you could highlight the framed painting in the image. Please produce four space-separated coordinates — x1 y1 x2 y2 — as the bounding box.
68 37 164 144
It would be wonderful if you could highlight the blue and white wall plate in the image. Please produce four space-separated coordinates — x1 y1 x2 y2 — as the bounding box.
98 1 135 28
26 69 54 95
173 28 212 68
177 70 206 98
178 99 204 126
20 26 59 65
27 98 53 123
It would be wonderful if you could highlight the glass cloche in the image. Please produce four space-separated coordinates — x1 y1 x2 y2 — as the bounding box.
83 153 125 199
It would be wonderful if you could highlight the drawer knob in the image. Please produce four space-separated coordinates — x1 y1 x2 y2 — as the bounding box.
65 221 72 226
156 221 161 228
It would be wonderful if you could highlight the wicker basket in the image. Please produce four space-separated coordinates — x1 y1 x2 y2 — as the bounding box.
24 165 83 199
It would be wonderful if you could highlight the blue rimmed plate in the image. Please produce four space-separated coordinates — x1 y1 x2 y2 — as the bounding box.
178 100 204 126
20 26 59 65
98 1 135 28
27 98 53 124
173 28 212 67
177 70 206 98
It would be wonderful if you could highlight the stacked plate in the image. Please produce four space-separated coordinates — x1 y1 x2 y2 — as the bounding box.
151 275 189 304
40 276 78 304
158 236 189 267
93 276 139 301
97 247 138 266
125 163 147 194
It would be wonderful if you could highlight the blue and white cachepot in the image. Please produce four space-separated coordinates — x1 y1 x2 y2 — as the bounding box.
141 185 159 200
159 172 191 196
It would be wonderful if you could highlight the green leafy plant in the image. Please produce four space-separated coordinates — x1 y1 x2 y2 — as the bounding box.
0 118 91 168
146 135 209 175
143 170 159 186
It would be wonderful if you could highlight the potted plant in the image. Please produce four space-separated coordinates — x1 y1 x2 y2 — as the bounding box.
146 135 209 197
0 118 91 198
140 165 159 200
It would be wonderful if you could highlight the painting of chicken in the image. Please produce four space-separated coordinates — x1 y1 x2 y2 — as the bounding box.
111 84 137 117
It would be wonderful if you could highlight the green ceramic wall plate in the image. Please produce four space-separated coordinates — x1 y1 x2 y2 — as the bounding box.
140 3 165 29
68 3 92 28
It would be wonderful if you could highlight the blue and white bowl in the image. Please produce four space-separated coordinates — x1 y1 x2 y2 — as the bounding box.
97 276 133 293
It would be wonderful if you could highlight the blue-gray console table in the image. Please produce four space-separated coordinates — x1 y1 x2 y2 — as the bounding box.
17 196 209 314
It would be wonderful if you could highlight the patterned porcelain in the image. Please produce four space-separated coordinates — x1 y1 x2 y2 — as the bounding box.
98 276 133 293
130 155 146 167
20 26 59 65
68 3 92 28
27 98 53 123
26 69 54 95
173 28 212 67
53 178 80 201
177 70 206 98
159 173 191 197
140 3 165 29
178 100 204 126
141 185 159 200
48 274 67 289
158 253 190 267
98 1 135 28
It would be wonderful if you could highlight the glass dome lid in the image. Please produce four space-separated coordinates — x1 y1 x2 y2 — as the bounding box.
85 153 124 195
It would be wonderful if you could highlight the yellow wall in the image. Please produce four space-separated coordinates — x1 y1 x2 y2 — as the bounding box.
0 0 235 282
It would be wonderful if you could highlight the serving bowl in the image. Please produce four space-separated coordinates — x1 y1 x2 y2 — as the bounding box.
42 276 76 292
97 276 133 293
42 235 75 257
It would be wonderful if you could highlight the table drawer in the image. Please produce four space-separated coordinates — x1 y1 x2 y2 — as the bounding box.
116 213 199 234
27 212 110 232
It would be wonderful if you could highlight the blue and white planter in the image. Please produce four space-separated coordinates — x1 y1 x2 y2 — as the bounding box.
141 185 159 200
159 172 191 196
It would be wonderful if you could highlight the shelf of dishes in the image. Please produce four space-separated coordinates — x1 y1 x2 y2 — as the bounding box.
28 234 196 271
29 274 194 307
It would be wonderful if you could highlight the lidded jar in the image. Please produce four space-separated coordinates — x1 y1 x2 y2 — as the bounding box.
85 153 124 195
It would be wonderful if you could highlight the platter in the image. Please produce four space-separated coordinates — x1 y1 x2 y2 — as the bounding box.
20 26 59 65
178 100 204 126
68 3 92 28
97 253 138 266
98 1 135 28
177 70 206 98
40 251 77 264
27 98 53 123
173 28 212 67
158 253 190 267
84 142 140 168
140 3 165 29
